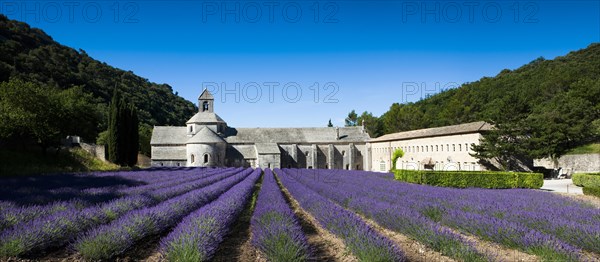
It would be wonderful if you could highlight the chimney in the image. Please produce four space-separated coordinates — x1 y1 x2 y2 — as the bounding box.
361 119 366 134
335 127 340 140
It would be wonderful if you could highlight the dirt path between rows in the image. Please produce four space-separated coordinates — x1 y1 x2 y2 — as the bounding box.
211 180 263 262
351 212 456 262
277 179 359 262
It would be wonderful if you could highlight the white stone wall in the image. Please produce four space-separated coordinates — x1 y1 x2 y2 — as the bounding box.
257 154 281 169
370 133 484 172
534 154 600 174
186 143 226 167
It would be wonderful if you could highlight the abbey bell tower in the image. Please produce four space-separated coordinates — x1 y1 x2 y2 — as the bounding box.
198 89 214 113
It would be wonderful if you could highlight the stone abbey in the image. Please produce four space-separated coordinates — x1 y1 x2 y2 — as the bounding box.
151 90 490 171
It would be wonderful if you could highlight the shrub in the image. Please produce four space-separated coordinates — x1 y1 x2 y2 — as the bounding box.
393 170 543 189
572 173 600 187
582 187 600 198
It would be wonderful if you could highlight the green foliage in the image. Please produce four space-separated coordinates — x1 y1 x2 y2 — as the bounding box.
0 79 101 147
566 143 600 155
0 15 195 130
582 187 600 198
391 148 404 170
345 110 358 127
356 111 383 137
138 124 153 157
572 173 600 188
393 170 543 189
107 90 139 166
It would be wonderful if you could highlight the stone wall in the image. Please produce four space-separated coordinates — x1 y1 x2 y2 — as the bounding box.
534 154 600 174
80 142 106 162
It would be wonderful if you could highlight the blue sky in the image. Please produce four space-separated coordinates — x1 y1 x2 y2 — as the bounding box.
2 0 599 127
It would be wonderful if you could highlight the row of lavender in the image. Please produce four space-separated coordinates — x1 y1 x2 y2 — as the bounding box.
0 168 203 207
0 168 231 231
0 167 249 258
75 168 259 260
250 169 310 261
275 168 407 261
282 169 599 261
160 168 262 261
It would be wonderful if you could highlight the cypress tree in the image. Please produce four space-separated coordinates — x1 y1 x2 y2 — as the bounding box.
107 89 120 163
107 89 139 167
127 104 139 166
118 99 129 166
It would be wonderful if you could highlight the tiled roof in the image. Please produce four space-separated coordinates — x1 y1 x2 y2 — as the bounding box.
371 121 492 142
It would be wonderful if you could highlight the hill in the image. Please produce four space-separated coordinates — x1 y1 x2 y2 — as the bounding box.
354 43 600 166
0 15 196 130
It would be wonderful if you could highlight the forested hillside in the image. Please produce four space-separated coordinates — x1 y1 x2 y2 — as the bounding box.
0 14 196 131
352 43 600 167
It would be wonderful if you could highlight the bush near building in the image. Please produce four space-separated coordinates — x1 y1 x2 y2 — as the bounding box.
393 170 543 189
572 173 600 198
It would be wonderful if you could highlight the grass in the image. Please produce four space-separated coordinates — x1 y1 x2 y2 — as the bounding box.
565 143 600 155
0 147 119 176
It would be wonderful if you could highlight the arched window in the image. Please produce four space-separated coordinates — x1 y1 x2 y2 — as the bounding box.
191 154 195 163
202 101 209 112
342 150 346 157
204 154 209 164
189 126 193 133
459 144 462 151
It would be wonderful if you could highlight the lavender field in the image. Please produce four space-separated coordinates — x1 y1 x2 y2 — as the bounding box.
0 168 598 261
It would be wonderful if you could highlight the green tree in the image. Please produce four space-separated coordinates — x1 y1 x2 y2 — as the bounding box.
345 110 358 127
0 79 100 153
391 148 405 170
107 89 139 166
138 124 153 157
107 89 121 164
357 111 384 137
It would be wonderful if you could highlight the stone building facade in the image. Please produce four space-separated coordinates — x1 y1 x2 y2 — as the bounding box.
369 122 492 172
151 90 371 169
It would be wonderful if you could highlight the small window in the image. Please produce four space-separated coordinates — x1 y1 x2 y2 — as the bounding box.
436 145 438 152
453 144 456 152
189 126 193 133
342 150 346 157
202 101 209 112
204 154 209 164
459 144 462 151
191 154 195 163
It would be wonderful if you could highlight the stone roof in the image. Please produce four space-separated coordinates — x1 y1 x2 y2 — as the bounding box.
223 127 370 144
371 121 492 142
151 126 188 145
151 146 186 160
199 89 214 100
186 112 226 125
255 143 281 154
227 145 257 159
187 127 225 144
